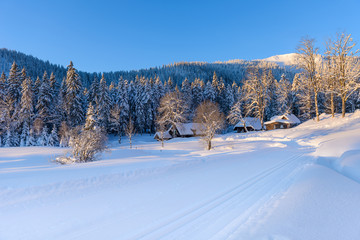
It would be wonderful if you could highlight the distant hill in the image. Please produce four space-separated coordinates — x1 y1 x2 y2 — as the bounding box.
261 53 298 66
0 48 296 87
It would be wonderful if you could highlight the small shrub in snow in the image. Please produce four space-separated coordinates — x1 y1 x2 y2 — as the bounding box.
69 127 108 163
55 156 76 165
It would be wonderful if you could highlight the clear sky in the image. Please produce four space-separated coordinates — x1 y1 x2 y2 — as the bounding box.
1 0 359 72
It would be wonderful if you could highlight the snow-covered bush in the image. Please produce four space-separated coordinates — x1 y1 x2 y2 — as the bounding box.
55 156 76 165
55 126 107 164
70 127 107 163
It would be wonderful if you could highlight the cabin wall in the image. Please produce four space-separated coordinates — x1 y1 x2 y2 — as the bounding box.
265 122 291 130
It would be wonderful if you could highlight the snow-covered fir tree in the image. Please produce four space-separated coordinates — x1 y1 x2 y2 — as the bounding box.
84 102 97 131
96 74 111 131
64 61 84 127
36 71 53 126
48 125 59 147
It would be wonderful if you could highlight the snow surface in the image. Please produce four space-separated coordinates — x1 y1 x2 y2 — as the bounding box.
1 112 360 239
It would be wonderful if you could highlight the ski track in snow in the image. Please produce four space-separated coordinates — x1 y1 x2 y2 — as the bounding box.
2 112 360 240
130 154 306 240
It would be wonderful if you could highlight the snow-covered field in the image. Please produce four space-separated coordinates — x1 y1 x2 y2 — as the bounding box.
1 112 360 240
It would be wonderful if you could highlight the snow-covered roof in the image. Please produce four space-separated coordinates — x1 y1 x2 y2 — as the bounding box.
234 117 262 130
265 114 300 125
154 130 172 140
175 123 205 136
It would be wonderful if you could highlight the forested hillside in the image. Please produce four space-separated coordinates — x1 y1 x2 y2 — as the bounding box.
1 32 360 149
0 48 294 87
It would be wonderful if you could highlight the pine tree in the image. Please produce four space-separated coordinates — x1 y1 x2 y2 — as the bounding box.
217 77 227 114
33 76 41 107
224 84 235 116
265 70 278 120
7 62 22 108
117 78 130 135
109 104 122 142
212 71 219 99
57 77 67 123
27 128 37 146
4 129 12 147
181 78 192 117
204 81 216 102
38 126 49 146
191 79 204 111
65 61 84 127
0 72 8 129
109 81 117 104
166 77 174 92
19 76 34 132
48 125 59 147
134 81 146 133
6 62 22 127
36 71 53 126
20 122 30 147
96 74 111 131
88 75 100 105
84 102 97 131
292 73 313 120
276 74 292 114
142 80 154 133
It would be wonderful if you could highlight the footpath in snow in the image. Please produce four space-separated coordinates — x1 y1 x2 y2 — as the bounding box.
1 112 360 240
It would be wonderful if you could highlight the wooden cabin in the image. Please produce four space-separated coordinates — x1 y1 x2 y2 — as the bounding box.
154 123 205 141
265 114 300 130
233 117 262 132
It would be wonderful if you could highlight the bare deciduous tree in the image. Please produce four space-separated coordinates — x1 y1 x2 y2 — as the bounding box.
296 37 322 122
326 32 360 118
242 67 271 129
195 101 224 150
125 116 136 149
157 91 188 138
323 42 338 118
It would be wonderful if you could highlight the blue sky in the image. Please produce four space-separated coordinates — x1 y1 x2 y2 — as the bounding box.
1 0 359 72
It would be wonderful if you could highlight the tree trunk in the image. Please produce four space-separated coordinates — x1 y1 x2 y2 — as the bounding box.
330 92 335 118
207 140 211 150
161 139 164 148
314 93 319 122
342 97 346 118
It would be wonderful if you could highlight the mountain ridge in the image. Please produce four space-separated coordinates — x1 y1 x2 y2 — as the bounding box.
0 48 296 87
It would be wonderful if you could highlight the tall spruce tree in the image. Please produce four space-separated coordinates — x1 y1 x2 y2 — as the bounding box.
19 76 34 128
65 61 84 127
6 62 22 125
36 71 53 126
96 74 111 131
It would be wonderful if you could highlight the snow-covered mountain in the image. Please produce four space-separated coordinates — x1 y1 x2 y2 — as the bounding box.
259 53 298 66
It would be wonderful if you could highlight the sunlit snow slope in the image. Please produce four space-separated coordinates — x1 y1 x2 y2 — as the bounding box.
1 112 360 240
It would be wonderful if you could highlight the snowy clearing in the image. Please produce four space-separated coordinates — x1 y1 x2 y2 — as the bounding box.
1 112 360 240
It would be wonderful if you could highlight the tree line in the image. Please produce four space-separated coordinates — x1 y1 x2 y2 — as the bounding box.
0 32 359 151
